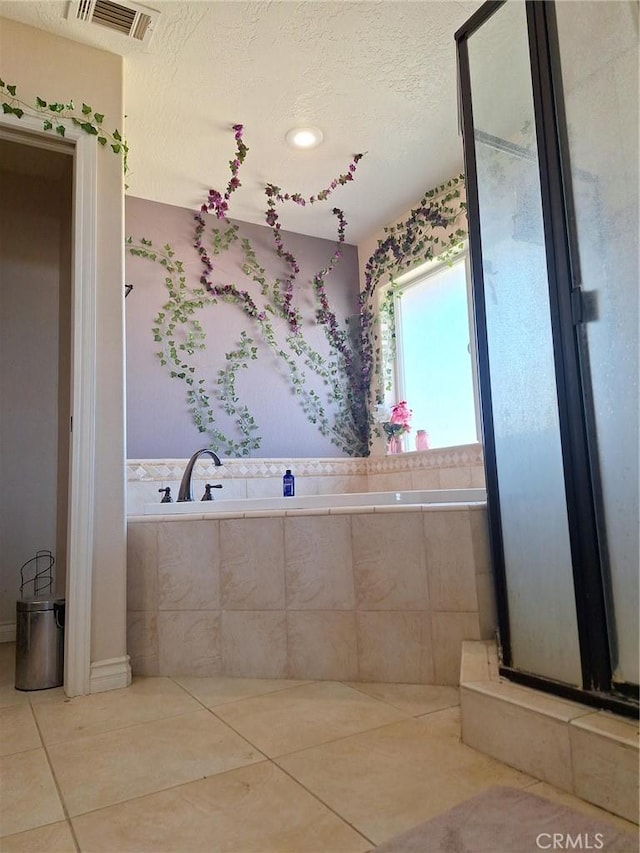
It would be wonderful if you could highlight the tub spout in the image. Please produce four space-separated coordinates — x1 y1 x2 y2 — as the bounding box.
177 448 222 502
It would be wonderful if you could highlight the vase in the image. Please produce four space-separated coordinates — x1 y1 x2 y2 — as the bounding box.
387 436 402 455
415 430 430 451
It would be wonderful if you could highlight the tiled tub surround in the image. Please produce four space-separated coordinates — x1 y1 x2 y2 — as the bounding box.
127 501 496 685
126 443 486 514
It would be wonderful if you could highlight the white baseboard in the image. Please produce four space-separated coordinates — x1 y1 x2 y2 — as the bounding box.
90 655 132 694
0 622 16 643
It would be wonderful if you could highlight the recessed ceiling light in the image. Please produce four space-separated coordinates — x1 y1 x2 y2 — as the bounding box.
285 127 324 150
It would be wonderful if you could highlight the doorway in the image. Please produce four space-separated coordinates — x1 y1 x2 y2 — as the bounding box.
0 116 98 696
0 135 73 641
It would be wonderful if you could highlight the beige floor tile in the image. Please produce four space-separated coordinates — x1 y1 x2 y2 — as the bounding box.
416 706 464 740
525 781 639 836
0 684 30 710
213 681 407 758
25 686 66 705
0 705 41 756
0 748 65 838
47 709 262 816
346 683 459 717
0 820 76 852
174 675 310 708
72 760 371 852
32 676 200 746
277 714 534 845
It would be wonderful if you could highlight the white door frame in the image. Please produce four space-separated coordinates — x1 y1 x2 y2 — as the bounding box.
0 113 97 696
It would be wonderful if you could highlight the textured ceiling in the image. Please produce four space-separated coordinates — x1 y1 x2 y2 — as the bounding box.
0 0 482 243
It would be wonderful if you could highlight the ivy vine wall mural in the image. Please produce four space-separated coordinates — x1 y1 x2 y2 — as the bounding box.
126 125 467 459
126 126 366 459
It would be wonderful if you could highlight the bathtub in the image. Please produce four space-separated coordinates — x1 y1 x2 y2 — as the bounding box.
142 488 486 516
128 485 495 684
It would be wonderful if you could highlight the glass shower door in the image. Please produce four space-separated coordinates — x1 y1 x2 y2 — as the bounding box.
554 1 639 689
461 0 583 686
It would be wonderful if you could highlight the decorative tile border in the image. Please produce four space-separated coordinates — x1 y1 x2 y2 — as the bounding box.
126 443 484 482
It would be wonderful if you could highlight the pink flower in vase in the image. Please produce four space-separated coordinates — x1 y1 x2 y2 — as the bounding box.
389 401 412 431
387 436 403 454
381 401 412 453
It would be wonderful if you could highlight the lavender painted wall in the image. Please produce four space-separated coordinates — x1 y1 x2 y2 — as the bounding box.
125 197 360 458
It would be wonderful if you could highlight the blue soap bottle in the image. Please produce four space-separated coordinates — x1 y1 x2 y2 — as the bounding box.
283 469 295 497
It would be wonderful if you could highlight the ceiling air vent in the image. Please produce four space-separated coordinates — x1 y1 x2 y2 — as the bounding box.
67 0 158 44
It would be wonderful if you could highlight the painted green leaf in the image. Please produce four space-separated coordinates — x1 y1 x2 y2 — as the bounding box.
7 84 16 96
56 125 66 136
36 96 47 108
82 103 92 115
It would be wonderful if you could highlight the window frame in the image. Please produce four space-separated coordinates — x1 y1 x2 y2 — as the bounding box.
389 247 482 451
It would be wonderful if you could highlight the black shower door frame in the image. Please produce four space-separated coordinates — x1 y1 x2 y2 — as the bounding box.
455 0 636 717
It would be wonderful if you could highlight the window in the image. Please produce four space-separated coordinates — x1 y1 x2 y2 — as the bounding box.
394 253 480 449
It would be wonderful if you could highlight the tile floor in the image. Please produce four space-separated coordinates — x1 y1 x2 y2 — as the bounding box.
0 642 635 852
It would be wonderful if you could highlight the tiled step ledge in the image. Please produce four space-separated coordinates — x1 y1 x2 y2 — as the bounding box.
459 641 639 824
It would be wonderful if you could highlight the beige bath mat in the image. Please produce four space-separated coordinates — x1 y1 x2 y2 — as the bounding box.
374 786 637 853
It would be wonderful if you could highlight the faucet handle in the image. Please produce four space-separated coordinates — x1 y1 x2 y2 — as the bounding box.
158 487 173 503
201 483 223 501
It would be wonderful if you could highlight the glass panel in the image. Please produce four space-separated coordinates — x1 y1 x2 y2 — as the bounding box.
398 259 477 449
467 0 582 685
555 2 639 686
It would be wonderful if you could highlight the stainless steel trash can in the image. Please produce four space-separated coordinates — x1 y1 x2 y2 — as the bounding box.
15 597 65 690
